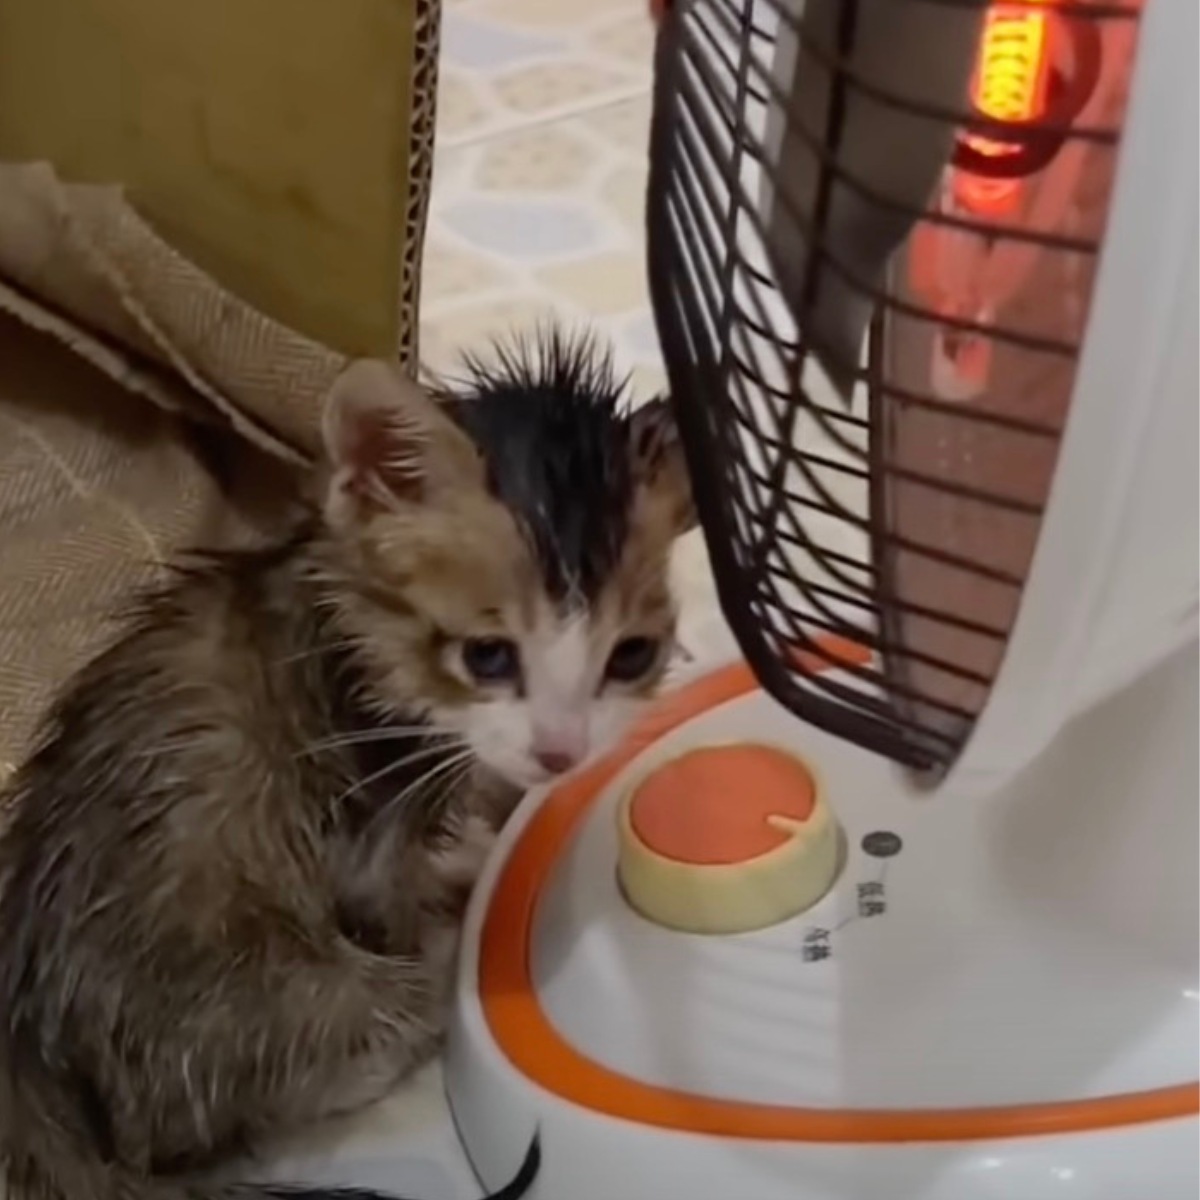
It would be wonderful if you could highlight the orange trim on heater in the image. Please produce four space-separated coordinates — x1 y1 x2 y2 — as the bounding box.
478 635 1200 1143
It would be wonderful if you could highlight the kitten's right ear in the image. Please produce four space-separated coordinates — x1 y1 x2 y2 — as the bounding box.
628 397 697 538
322 359 482 527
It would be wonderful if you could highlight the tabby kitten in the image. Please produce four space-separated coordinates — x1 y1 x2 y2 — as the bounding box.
0 332 694 1200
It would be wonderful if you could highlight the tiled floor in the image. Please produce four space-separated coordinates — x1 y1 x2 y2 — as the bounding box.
421 0 739 669
420 0 663 394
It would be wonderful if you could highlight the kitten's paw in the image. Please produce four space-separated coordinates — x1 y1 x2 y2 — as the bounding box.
431 814 497 888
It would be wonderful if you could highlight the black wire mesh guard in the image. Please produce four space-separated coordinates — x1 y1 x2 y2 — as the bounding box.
646 0 1142 772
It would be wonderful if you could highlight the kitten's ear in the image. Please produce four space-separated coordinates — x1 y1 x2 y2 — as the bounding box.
322 359 482 526
628 398 697 537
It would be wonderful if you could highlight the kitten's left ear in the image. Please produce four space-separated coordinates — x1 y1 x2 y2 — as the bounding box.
628 398 696 537
322 359 483 528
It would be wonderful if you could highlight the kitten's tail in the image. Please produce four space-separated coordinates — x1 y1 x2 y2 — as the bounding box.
1 1055 540 1200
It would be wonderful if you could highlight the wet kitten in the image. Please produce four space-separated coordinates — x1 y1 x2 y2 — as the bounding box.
0 332 694 1200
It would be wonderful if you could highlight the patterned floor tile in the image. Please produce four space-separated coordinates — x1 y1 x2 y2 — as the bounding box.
421 0 733 662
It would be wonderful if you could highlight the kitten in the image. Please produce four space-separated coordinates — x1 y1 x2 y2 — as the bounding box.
0 331 694 1200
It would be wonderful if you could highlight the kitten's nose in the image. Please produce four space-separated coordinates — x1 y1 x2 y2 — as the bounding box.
531 717 588 777
534 748 578 776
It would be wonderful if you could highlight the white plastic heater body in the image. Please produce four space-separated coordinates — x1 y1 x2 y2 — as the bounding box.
945 0 1198 795
444 0 1199 1195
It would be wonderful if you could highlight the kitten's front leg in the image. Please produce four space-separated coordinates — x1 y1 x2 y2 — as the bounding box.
329 811 496 983
429 813 497 892
466 769 523 829
414 813 502 1019
100 940 442 1165
431 764 522 895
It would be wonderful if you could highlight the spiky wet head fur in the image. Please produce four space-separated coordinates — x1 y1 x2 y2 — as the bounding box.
321 329 694 788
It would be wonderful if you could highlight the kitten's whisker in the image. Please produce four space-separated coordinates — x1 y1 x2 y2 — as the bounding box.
381 748 476 818
429 758 476 820
332 742 469 807
274 640 361 668
296 727 457 759
360 750 477 840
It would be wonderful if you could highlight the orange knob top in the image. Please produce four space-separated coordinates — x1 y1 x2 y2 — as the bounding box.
627 744 817 865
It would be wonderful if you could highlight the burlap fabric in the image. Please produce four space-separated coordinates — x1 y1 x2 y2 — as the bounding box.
0 310 306 775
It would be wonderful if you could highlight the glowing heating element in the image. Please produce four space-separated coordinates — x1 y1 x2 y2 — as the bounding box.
956 0 1055 216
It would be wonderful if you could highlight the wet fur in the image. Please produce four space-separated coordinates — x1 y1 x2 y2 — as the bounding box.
0 332 692 1199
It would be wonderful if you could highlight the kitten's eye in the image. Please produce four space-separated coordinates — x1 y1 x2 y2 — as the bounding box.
605 637 661 683
461 637 521 683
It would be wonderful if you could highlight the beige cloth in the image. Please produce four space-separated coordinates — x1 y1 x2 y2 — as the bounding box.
0 164 350 774
0 307 305 773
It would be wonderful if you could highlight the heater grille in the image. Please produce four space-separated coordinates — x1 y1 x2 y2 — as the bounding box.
646 0 1141 770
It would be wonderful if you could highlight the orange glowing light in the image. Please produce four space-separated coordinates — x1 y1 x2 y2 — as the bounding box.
956 0 1055 216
